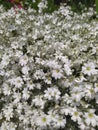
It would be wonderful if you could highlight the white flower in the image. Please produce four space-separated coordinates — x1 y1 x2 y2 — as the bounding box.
3 106 14 121
22 65 30 75
71 108 82 123
82 62 97 76
38 0 47 13
16 103 23 114
44 87 61 100
46 60 60 69
61 107 72 116
44 76 52 84
15 77 24 88
27 80 35 90
55 117 66 129
0 121 8 130
0 122 16 130
64 64 72 75
15 19 22 25
48 110 59 122
52 69 63 79
84 109 98 127
19 55 28 66
8 77 23 88
1 54 10 68
13 92 21 103
70 87 83 102
52 87 61 100
22 88 30 100
32 95 45 109
2 83 11 95
79 122 89 130
59 6 70 16
94 83 98 93
7 122 17 130
44 87 53 100
36 115 50 127
9 77 24 88
35 83 42 89
85 84 95 99
34 69 45 80
95 94 98 104
11 42 19 49
15 50 23 57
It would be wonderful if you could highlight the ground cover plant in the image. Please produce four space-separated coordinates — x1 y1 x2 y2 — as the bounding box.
0 0 95 13
0 0 59 13
0 2 98 130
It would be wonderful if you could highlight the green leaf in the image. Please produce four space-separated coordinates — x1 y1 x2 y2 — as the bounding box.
95 0 98 13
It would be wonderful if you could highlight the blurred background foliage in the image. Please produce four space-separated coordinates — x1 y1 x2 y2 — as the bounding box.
0 0 96 13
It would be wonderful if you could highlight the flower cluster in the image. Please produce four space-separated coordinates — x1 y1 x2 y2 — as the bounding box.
0 5 98 130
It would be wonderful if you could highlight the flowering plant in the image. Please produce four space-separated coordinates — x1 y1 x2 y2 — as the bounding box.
0 4 98 130
8 0 23 9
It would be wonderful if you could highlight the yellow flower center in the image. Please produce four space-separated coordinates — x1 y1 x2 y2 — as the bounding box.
88 113 93 118
56 69 60 73
86 67 91 71
58 118 62 122
96 84 98 88
75 91 78 94
74 111 79 116
89 89 94 93
48 77 51 80
17 80 21 83
42 117 47 122
54 92 57 95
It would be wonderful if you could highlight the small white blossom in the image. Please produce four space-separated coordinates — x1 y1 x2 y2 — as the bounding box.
2 83 11 95
52 69 63 79
54 117 66 129
82 62 97 76
44 87 53 100
44 87 61 100
3 106 14 121
9 77 24 88
19 55 28 66
94 83 98 93
22 88 30 99
36 114 50 127
84 109 98 127
22 65 30 75
0 4 98 130
32 95 45 109
71 108 82 123
1 54 10 68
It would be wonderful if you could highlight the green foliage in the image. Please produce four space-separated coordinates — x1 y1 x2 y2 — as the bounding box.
0 0 95 13
0 0 12 10
67 0 95 13
43 0 58 13
95 0 98 13
23 0 58 13
23 0 40 10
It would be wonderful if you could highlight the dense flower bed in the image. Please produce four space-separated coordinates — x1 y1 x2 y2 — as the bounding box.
0 5 98 130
